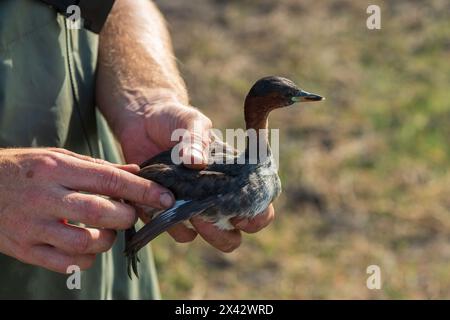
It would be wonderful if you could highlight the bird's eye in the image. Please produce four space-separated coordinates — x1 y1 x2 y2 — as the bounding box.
286 91 296 98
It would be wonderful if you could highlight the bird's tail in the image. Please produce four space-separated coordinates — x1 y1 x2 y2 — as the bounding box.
125 198 215 278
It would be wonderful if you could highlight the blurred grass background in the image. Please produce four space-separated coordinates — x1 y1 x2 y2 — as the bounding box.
150 0 450 299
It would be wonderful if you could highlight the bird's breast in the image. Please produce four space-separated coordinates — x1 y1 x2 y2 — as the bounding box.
203 160 281 220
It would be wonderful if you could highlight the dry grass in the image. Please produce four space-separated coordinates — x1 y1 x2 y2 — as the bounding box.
150 0 450 299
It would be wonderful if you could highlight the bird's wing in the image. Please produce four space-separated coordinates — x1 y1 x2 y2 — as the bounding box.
125 197 216 278
125 198 215 253
137 135 250 199
138 161 246 200
139 149 173 168
126 137 252 277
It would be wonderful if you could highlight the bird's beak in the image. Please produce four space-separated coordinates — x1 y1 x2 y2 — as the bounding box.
291 90 325 103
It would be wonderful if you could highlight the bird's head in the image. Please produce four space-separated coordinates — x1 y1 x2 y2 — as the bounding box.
246 76 324 108
244 76 324 129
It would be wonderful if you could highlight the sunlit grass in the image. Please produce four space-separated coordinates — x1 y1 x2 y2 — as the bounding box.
152 0 450 299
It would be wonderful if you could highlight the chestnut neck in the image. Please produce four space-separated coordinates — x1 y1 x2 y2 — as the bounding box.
244 96 277 161
244 96 274 131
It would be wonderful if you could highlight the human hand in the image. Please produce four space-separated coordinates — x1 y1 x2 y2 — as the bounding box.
0 148 174 273
115 91 275 252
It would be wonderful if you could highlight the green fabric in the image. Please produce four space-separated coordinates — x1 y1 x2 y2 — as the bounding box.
0 0 160 299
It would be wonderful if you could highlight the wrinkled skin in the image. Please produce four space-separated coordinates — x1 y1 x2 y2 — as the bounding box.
0 148 174 273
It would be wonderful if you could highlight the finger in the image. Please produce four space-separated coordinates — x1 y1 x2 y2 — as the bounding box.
167 223 198 243
25 245 96 273
57 157 175 209
182 117 212 170
134 204 161 224
190 217 241 252
135 205 150 223
231 205 275 234
58 191 137 230
48 148 140 173
181 136 208 170
36 221 116 255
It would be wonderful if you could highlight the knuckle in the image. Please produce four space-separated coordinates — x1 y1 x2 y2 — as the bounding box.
31 153 60 175
139 182 159 205
72 230 90 254
83 198 105 225
100 168 124 195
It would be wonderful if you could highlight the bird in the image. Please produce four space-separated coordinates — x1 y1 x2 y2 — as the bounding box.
124 76 324 278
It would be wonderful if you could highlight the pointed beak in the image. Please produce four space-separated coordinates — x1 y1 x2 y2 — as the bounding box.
291 90 325 103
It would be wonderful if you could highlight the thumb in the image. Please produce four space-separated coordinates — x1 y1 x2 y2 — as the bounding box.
182 117 211 170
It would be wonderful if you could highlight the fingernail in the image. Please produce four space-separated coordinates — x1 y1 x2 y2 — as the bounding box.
235 219 249 230
160 192 175 208
124 164 140 171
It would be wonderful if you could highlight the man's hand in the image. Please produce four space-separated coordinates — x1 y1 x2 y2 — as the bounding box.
0 148 174 273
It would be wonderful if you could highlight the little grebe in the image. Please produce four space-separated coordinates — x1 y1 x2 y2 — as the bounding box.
125 76 324 277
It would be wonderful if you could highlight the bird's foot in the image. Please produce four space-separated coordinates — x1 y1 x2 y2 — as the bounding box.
125 226 140 279
126 250 140 279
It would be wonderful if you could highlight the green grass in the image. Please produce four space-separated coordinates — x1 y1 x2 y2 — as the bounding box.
151 0 450 299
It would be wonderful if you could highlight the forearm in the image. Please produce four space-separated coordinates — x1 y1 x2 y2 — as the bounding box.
96 0 188 136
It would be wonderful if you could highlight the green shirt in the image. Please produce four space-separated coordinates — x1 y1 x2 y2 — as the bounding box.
0 0 160 299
